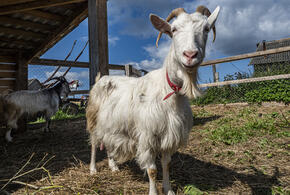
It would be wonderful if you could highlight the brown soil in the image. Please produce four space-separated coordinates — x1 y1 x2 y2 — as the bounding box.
0 104 289 194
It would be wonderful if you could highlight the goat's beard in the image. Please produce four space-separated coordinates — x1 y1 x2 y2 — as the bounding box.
181 65 202 99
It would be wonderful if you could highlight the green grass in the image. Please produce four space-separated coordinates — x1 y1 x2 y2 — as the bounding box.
200 108 289 145
29 110 85 124
183 185 207 195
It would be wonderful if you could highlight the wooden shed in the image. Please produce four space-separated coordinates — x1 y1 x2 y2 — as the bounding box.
0 0 109 94
0 0 109 132
249 37 290 72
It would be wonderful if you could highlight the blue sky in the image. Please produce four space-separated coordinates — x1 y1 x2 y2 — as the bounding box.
29 0 290 90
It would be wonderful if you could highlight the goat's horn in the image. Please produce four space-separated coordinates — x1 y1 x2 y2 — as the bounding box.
196 5 216 42
156 8 186 48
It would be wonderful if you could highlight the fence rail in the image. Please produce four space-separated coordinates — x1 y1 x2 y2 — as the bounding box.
29 44 290 95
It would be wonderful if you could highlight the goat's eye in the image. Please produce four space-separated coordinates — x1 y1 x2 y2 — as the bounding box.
172 27 177 33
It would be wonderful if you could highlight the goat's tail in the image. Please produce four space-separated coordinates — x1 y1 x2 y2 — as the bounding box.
86 73 101 133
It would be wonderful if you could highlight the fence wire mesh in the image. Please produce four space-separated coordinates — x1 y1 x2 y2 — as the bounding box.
194 61 290 105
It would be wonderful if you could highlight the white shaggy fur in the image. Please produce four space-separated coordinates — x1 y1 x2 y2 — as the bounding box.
87 6 220 195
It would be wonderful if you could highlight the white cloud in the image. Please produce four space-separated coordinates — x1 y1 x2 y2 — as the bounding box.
108 36 120 46
45 70 89 82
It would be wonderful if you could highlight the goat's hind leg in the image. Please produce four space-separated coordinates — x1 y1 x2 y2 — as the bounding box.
108 153 119 172
89 135 97 175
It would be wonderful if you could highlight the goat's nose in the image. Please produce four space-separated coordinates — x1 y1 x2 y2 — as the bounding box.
183 50 198 60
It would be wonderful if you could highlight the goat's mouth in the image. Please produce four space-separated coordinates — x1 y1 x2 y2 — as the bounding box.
182 61 200 69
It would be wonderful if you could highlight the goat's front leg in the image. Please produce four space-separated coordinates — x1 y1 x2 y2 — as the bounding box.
44 115 51 132
5 128 13 142
146 163 158 195
161 153 174 195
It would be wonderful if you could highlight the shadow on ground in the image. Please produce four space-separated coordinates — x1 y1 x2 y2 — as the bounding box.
0 117 280 194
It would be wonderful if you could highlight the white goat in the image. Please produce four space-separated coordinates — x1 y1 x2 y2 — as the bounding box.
3 76 71 142
86 6 220 195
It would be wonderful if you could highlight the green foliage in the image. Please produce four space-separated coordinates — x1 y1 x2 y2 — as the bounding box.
184 185 206 195
192 63 290 105
29 110 85 124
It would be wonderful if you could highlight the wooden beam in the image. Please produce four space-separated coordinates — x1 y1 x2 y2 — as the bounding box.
0 16 55 32
0 55 16 63
0 72 16 78
30 58 89 68
0 64 16 71
0 0 36 7
109 64 125 70
0 27 46 40
70 90 89 95
88 0 109 87
201 46 290 66
199 74 290 88
25 4 88 63
0 80 15 86
0 0 86 15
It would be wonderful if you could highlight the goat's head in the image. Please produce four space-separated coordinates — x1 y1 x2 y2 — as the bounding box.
150 6 220 71
51 76 71 99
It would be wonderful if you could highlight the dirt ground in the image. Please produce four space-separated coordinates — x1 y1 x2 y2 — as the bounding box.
0 103 289 194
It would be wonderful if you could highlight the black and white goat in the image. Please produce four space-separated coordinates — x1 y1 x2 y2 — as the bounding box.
3 76 71 142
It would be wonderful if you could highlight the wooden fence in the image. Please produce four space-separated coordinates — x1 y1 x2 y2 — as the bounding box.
27 45 290 95
29 59 147 95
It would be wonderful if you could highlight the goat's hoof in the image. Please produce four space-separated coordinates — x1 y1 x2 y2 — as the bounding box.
111 166 119 172
167 190 175 195
5 135 13 142
90 168 97 175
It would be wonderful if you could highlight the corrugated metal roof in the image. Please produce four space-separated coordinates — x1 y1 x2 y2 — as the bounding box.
249 38 290 65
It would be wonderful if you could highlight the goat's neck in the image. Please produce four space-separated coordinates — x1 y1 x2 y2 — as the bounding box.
163 45 201 99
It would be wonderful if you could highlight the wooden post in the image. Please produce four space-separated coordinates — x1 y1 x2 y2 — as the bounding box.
16 52 28 132
125 64 133 77
88 0 109 88
212 64 218 82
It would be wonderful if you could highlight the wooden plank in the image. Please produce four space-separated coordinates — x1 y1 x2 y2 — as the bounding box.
88 0 109 87
0 64 16 71
201 46 290 66
30 58 89 68
26 4 88 63
70 90 89 95
199 74 290 88
0 0 86 15
0 56 16 63
0 0 36 7
0 72 16 78
0 27 46 40
131 67 142 77
0 80 15 86
23 10 64 21
108 64 125 70
0 16 55 32
125 64 132 76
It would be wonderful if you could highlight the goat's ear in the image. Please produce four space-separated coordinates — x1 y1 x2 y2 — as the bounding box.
207 6 220 29
150 14 172 37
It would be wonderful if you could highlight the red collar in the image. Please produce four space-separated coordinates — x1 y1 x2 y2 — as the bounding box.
163 71 182 101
